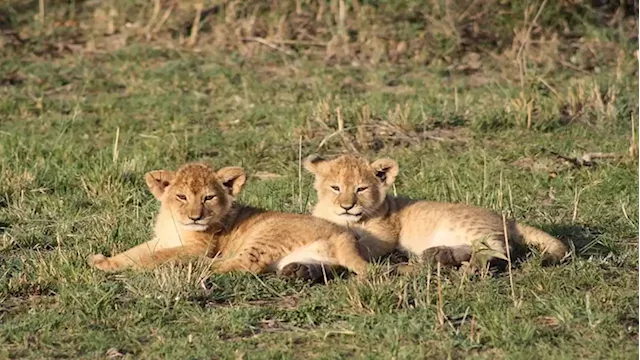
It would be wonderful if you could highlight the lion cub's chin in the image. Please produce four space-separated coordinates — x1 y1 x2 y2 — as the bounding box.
334 213 363 224
181 223 210 232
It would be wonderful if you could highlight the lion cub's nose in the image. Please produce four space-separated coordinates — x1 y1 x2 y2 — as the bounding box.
188 214 203 221
340 203 355 211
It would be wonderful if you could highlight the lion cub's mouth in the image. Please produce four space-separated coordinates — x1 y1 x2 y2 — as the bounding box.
182 222 209 231
337 212 363 222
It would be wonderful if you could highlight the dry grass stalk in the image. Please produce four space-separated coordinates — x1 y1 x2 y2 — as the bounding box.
516 0 549 88
510 0 548 130
39 0 45 25
629 113 638 158
338 0 347 39
425 264 432 306
336 106 344 132
501 213 516 306
317 0 326 22
188 0 204 47
152 2 175 34
298 135 303 211
145 0 162 39
436 262 445 327
112 127 120 164
296 0 303 15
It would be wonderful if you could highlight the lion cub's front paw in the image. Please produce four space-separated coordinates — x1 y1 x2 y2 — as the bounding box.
88 254 118 272
280 263 316 281
422 246 471 267
279 263 332 282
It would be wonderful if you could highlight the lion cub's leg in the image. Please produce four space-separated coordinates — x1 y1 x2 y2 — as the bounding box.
209 243 278 274
88 238 209 272
210 257 262 274
391 245 472 275
279 234 370 282
417 231 510 271
329 233 370 277
89 238 164 272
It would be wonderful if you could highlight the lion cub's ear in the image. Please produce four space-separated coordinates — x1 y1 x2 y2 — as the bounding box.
216 167 246 196
145 170 175 200
370 158 399 187
303 155 328 175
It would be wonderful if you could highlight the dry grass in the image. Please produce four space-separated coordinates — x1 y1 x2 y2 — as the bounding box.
0 1 637 358
2 1 637 68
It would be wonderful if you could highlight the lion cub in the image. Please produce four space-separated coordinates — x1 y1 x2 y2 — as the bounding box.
88 162 369 278
304 154 568 267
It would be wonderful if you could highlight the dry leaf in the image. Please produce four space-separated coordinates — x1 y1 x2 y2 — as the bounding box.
535 316 560 327
106 348 124 359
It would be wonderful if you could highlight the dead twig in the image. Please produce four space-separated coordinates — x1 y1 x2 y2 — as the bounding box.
242 37 295 56
152 2 177 34
548 150 622 167
259 39 327 47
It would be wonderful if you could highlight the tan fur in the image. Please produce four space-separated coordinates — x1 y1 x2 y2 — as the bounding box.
87 162 369 277
305 154 568 266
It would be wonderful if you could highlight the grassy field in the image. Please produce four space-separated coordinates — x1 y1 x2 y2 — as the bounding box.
1 1 638 359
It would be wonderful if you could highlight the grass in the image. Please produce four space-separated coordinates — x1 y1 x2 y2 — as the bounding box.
0 0 638 358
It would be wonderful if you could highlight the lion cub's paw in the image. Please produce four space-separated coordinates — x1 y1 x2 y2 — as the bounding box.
88 254 117 272
279 263 321 282
422 246 471 267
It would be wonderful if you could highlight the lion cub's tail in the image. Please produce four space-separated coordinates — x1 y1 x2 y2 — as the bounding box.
515 223 568 263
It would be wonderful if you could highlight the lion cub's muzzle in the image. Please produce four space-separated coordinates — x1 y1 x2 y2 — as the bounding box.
181 215 214 231
334 206 364 223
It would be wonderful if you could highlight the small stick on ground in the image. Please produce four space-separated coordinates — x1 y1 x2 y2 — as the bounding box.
242 37 295 56
248 38 327 47
547 148 622 167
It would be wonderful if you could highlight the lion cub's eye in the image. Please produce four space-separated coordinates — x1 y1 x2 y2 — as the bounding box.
356 186 369 193
204 195 216 201
176 194 187 201
330 185 340 192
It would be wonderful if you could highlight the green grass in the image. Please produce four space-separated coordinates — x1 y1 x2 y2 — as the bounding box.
1 1 638 359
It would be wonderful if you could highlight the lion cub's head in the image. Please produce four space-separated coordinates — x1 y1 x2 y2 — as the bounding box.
304 154 398 225
145 163 246 232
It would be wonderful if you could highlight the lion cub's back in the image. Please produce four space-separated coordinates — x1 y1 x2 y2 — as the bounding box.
397 201 505 253
238 212 352 272
244 211 347 242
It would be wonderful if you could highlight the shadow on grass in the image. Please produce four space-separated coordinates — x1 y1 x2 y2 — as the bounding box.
0 221 8 234
545 223 611 258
